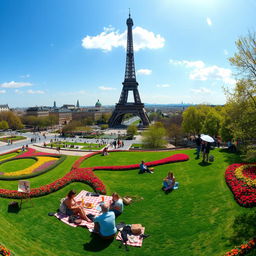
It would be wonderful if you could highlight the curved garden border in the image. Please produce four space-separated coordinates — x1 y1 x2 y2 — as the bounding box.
224 237 256 256
225 163 256 207
0 155 66 180
0 149 189 199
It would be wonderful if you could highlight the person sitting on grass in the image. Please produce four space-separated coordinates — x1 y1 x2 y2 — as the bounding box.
102 146 109 156
93 203 117 239
64 190 92 222
162 172 176 191
139 161 153 174
109 192 123 217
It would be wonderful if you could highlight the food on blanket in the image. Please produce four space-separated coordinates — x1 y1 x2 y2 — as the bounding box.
84 202 93 208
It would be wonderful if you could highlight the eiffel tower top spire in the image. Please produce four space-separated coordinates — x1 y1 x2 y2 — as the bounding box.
124 11 136 82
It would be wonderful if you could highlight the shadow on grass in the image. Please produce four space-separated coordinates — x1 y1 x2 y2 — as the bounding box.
229 210 256 244
219 148 243 165
198 161 212 167
83 233 114 252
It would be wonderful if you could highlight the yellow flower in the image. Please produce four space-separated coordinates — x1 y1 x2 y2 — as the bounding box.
234 164 256 187
3 156 57 177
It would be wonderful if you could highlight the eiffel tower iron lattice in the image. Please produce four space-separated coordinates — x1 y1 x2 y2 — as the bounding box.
108 13 150 127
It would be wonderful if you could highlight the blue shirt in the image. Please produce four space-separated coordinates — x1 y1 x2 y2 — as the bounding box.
94 211 117 237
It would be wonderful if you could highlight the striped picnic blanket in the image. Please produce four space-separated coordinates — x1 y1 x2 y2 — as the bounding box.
54 190 112 230
116 227 145 247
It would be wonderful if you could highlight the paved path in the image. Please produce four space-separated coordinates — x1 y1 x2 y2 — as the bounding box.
0 131 138 156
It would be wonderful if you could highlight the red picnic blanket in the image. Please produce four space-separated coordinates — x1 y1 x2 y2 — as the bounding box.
54 190 112 230
116 227 145 247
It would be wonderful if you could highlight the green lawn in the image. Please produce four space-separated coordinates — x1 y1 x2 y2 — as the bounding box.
47 141 106 150
0 136 26 142
0 158 36 173
0 152 19 161
0 149 255 256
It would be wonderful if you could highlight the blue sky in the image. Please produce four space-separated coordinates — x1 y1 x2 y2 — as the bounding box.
0 0 255 108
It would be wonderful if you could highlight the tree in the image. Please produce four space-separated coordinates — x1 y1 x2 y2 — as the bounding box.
0 120 9 130
126 124 137 139
202 109 221 137
225 31 256 159
182 106 204 135
167 123 182 146
229 31 256 82
142 122 167 149
0 111 23 130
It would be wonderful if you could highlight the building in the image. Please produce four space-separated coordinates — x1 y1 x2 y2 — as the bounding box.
50 109 72 125
0 104 10 112
26 106 49 117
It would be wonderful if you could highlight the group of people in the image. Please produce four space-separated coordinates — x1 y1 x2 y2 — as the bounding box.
139 160 177 192
111 139 124 149
62 190 123 239
195 135 211 162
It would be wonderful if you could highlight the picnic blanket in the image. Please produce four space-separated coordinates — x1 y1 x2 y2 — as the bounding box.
54 190 112 231
116 227 145 247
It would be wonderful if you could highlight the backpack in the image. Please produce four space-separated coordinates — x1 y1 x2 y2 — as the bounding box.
209 155 214 162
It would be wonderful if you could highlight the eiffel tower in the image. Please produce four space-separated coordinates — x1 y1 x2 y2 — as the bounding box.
108 13 150 127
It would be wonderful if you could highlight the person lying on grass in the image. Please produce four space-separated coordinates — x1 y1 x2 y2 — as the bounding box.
93 203 117 239
109 192 123 217
139 160 154 174
162 172 175 191
64 190 92 222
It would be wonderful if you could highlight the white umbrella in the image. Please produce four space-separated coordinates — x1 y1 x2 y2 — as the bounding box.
201 134 214 143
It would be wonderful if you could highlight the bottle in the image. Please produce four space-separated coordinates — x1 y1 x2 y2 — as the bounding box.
81 198 85 207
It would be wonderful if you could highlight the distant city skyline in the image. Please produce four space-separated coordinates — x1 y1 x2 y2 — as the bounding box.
0 0 255 107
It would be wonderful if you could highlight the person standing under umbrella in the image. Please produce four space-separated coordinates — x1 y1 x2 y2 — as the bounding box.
201 135 214 163
202 141 211 162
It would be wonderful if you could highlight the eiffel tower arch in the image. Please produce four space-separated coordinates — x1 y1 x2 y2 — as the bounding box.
108 13 150 127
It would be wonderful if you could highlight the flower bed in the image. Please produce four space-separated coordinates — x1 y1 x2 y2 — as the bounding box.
15 148 58 158
0 167 106 199
0 150 188 198
1 157 57 177
0 149 66 180
224 238 256 256
0 244 12 256
225 163 256 207
93 153 189 170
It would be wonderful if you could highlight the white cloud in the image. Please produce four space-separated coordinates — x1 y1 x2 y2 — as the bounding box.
98 86 116 91
137 69 152 75
20 74 30 78
0 90 6 94
81 26 165 52
14 89 23 94
170 59 205 69
190 87 213 94
224 49 229 55
169 59 236 85
206 17 212 26
27 89 45 94
0 81 32 88
156 84 172 88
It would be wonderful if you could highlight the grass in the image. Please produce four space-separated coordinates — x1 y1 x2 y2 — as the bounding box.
0 158 36 173
0 152 19 161
131 143 143 148
0 136 26 142
47 142 106 150
0 149 255 256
